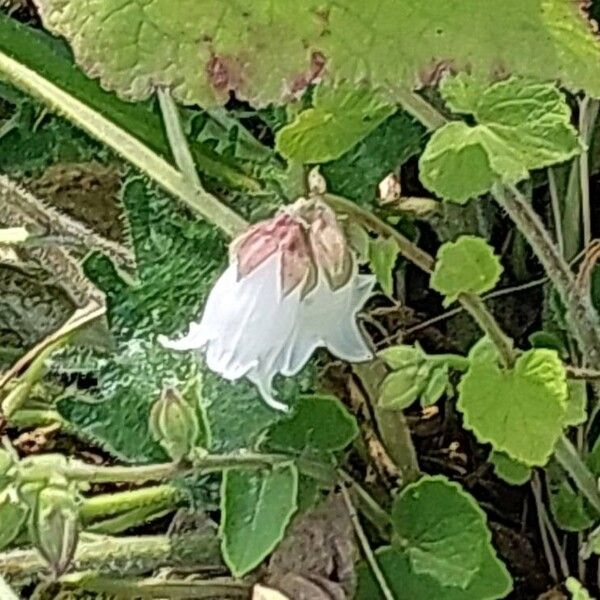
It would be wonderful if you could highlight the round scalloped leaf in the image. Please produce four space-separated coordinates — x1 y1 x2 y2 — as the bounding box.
431 236 503 306
391 476 502 590
458 348 568 466
356 545 512 600
34 0 600 107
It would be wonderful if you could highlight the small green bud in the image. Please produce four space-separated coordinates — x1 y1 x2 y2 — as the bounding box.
29 483 79 576
0 488 28 550
149 387 200 461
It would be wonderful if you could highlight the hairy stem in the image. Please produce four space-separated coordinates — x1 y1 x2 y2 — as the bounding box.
554 436 600 514
0 532 221 584
81 485 182 534
0 49 248 238
60 575 249 599
65 453 293 484
458 294 515 368
494 184 600 369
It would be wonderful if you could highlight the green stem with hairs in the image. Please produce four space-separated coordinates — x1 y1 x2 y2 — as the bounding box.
60 574 250 599
0 49 248 238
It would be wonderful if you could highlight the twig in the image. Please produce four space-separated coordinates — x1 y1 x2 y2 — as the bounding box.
404 276 548 335
566 366 600 381
531 473 559 581
340 481 395 600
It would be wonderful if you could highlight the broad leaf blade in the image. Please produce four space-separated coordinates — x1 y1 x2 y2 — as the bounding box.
34 1 600 106
391 476 497 589
221 465 298 576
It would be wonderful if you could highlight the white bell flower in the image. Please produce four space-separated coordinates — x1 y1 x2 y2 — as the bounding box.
159 200 374 411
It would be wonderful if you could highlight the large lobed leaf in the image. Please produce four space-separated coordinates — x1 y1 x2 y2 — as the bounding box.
34 1 600 107
420 76 580 203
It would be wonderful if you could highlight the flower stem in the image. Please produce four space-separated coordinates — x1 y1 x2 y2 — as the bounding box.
66 453 293 484
458 293 515 368
325 192 516 366
60 575 250 599
0 49 248 238
494 184 600 369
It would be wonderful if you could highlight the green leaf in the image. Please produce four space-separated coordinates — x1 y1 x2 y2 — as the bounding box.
220 465 298 576
566 577 594 600
276 86 395 163
547 463 596 532
420 77 579 203
391 476 501 589
322 111 426 206
458 346 568 466
369 237 399 296
261 394 358 454
431 236 503 306
35 1 600 106
0 494 28 551
0 14 263 188
490 452 531 486
356 546 512 600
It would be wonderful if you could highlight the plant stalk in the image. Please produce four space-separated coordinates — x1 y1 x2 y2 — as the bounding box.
0 49 248 238
494 184 600 369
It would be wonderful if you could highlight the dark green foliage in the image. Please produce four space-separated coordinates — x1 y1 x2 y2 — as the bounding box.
0 84 104 176
321 110 426 205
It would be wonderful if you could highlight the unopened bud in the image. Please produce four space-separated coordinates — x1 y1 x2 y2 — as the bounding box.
29 483 79 576
149 387 200 461
0 488 27 550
